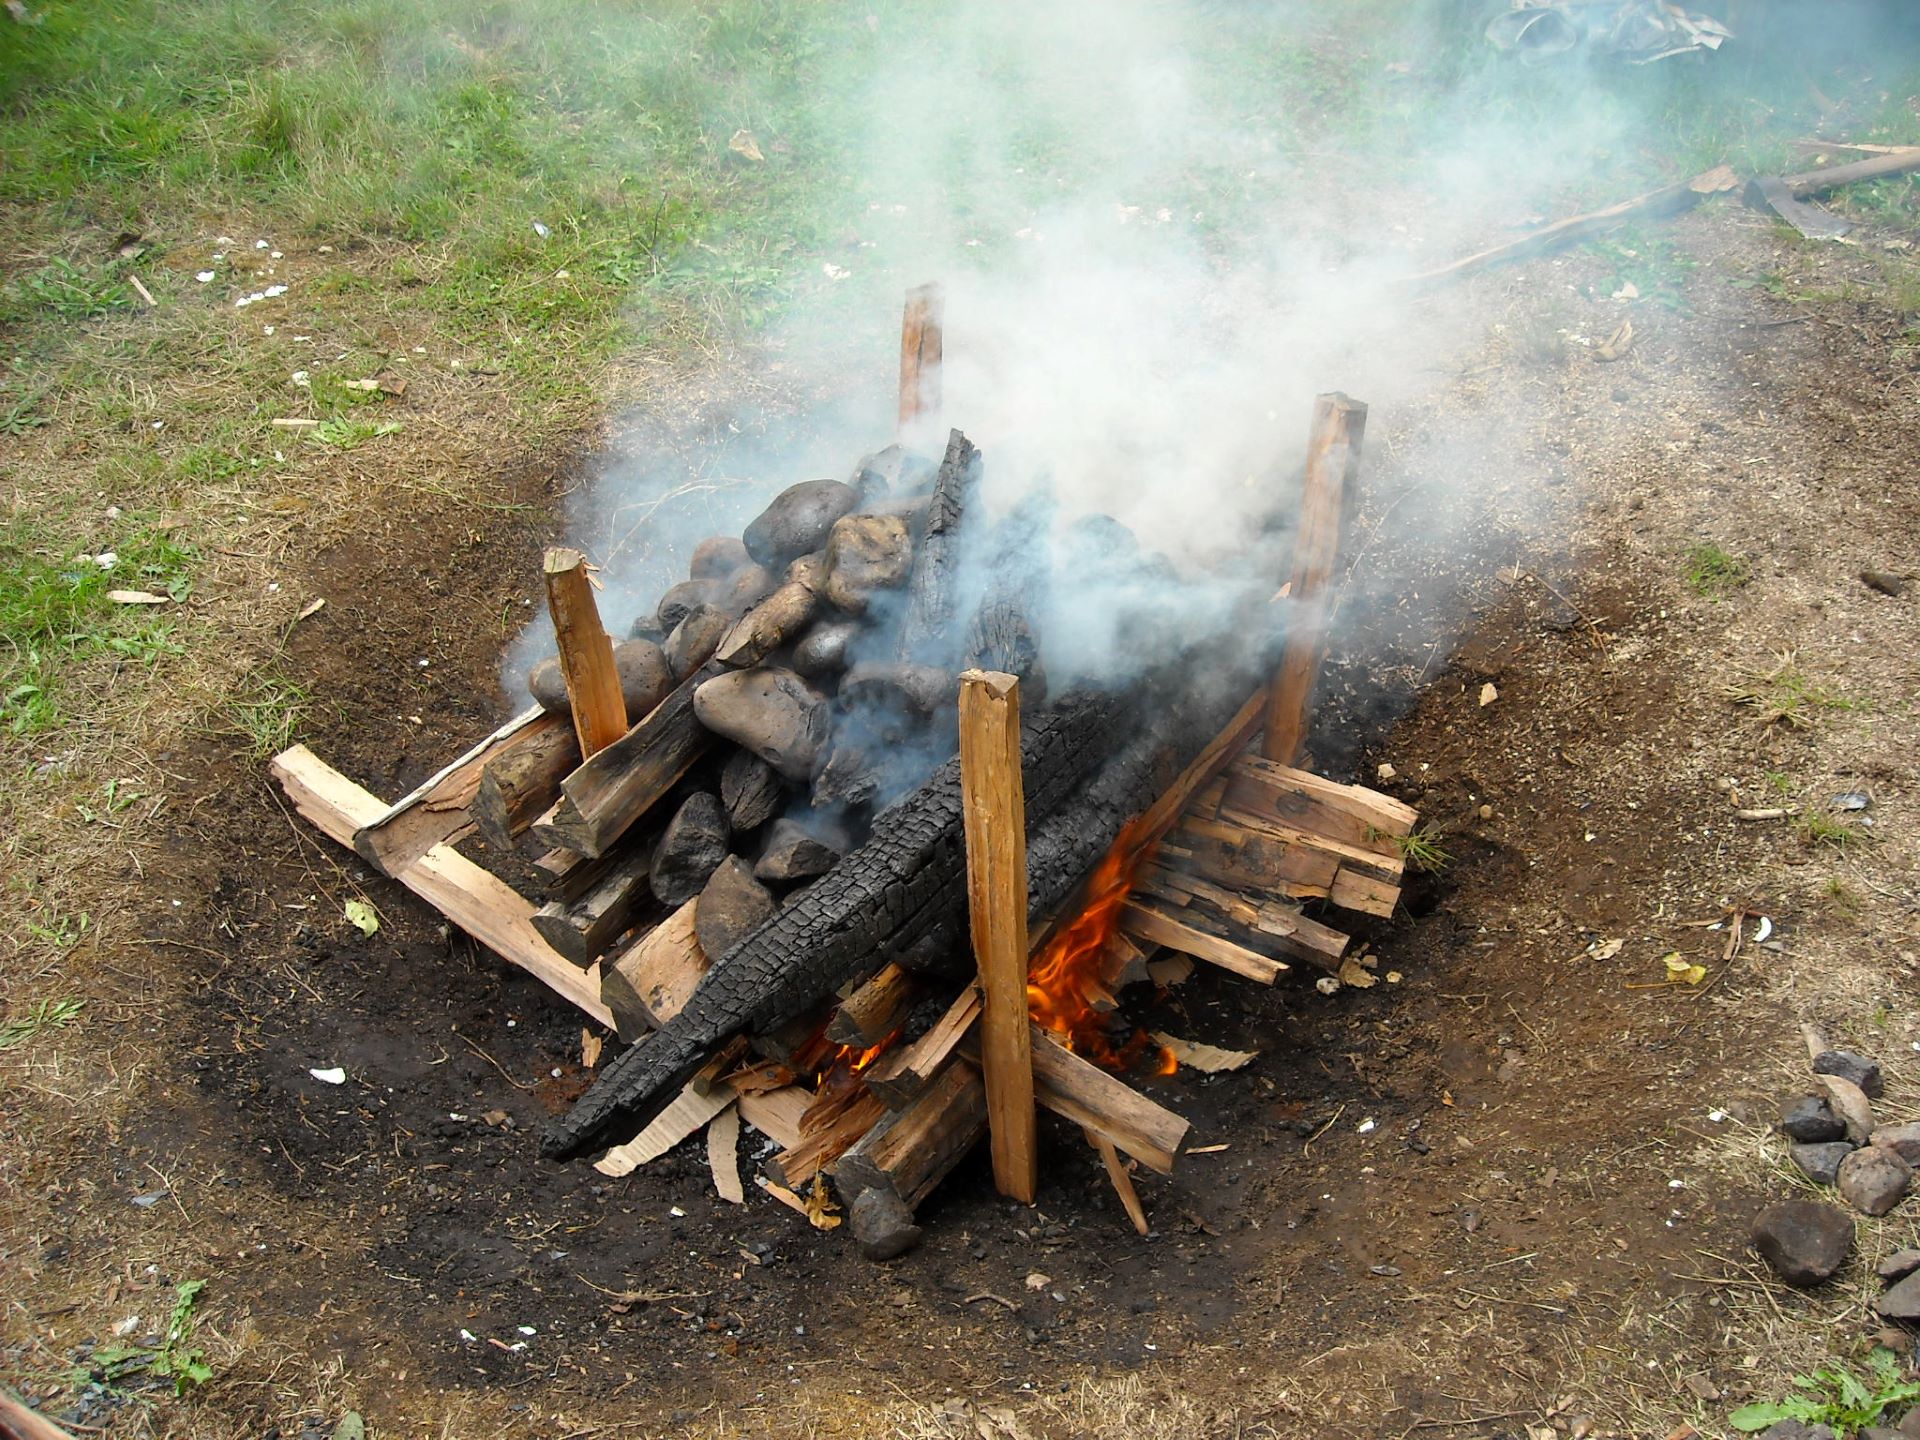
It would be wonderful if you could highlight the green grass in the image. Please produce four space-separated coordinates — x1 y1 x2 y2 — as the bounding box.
1731 1347 1920 1436
0 996 85 1049
1684 542 1751 597
220 669 307 759
1382 825 1451 873
1725 655 1855 730
1800 812 1874 853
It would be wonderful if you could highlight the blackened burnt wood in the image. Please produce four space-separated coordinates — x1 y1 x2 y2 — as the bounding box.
544 656 1262 1162
893 429 979 669
540 662 723 858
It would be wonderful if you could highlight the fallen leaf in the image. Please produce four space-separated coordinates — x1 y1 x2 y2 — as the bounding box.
1479 682 1499 707
1338 958 1378 989
343 898 379 937
1663 951 1708 985
728 128 764 162
1151 1031 1258 1072
804 1173 842 1230
1595 318 1633 361
480 1109 512 1128
332 1413 366 1440
106 590 169 606
1590 937 1624 962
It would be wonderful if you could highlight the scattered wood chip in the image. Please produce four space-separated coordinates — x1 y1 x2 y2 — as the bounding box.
580 1028 603 1068
373 371 408 397
106 589 168 606
706 1103 743 1204
594 1080 732 1177
1145 954 1193 988
1188 1143 1230 1154
1024 1272 1051 1291
1150 1031 1257 1072
1337 957 1378 989
755 1174 812 1217
1595 319 1633 361
963 1292 1018 1312
728 129 764 162
295 597 326 622
128 275 156 307
271 417 319 429
1479 682 1499 707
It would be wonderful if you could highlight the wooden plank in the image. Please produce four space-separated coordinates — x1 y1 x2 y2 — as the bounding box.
1027 1028 1187 1175
543 547 627 759
350 705 554 876
1265 393 1366 764
1120 900 1288 984
1207 805 1403 882
864 983 980 1109
1086 1129 1150 1236
598 901 706 1042
957 670 1037 1205
544 662 720 857
898 281 943 430
271 745 612 1027
1224 754 1417 840
1778 148 1920 197
707 1103 745 1204
827 962 917 1048
1130 687 1268 851
738 1085 811 1151
592 1078 733 1176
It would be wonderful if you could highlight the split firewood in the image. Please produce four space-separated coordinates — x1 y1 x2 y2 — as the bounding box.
720 750 785 832
736 1085 810 1150
898 281 943 429
470 717 581 853
529 841 656 968
599 901 706 1041
893 429 978 668
544 547 628 759
352 706 562 877
827 963 918 1049
865 985 981 1109
713 574 824 669
766 1088 888 1190
1086 1129 1151 1236
833 1057 986 1211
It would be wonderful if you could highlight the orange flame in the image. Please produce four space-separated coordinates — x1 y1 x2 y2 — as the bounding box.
810 1033 898 1094
1026 820 1177 1075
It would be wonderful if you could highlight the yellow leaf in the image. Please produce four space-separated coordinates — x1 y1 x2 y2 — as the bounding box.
1663 952 1707 985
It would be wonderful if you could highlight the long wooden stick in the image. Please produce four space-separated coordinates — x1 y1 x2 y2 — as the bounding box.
899 282 943 431
543 547 626 760
1263 393 1366 764
1778 149 1920 197
958 669 1037 1204
0 1389 81 1440
1086 1128 1150 1236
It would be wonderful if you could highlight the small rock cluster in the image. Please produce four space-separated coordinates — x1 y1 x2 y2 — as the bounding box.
1752 1041 1920 1325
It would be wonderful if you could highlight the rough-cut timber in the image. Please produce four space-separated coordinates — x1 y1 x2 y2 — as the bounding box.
353 705 557 876
893 429 979 669
530 841 655 967
544 546 628 759
599 900 705 1041
827 963 917 1049
898 282 943 429
542 661 722 857
471 717 580 852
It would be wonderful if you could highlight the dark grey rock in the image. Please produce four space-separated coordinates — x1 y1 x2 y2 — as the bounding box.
792 620 861 679
693 668 828 781
848 1186 922 1262
1758 1425 1836 1440
823 513 913 615
663 604 731 680
1865 1426 1903 1440
649 793 731 907
743 480 859 567
1879 1269 1920 1320
656 578 719 634
1751 1199 1854 1287
1781 1094 1847 1144
1878 1249 1920 1283
689 535 750 580
1874 1123 1920 1167
527 656 569 712
719 563 777 617
612 638 673 719
1814 1049 1885 1099
1791 1141 1856 1187
754 818 842 886
720 750 786 832
694 857 775 961
1840 1146 1913 1216
1898 1402 1920 1438
1817 1072 1878 1143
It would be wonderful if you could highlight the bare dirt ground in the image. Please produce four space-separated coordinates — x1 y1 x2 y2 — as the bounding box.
6 200 1920 1440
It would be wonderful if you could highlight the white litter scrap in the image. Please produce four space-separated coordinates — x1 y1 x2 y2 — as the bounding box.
309 1066 346 1085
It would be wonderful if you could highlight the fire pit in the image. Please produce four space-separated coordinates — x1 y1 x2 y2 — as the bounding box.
270 286 1421 1260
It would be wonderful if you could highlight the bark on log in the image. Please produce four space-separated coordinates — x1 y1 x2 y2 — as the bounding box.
471 718 583 853
530 841 656 967
544 649 1261 1161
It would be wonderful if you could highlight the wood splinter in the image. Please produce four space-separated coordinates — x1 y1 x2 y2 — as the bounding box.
1086 1128 1150 1236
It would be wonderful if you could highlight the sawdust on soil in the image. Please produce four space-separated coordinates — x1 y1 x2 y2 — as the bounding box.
7 201 1920 1440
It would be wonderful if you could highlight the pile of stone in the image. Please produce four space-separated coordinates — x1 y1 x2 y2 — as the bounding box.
1751 1032 1920 1323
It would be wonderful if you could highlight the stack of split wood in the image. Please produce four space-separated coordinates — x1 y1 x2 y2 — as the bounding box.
271 291 1419 1258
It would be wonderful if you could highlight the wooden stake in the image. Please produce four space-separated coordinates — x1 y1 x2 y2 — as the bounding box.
1263 394 1367 765
0 1389 81 1440
543 547 627 760
957 669 1037 1204
899 282 943 431
1085 1128 1150 1236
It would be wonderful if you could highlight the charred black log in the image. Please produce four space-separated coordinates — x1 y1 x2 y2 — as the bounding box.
892 429 979 669
964 496 1051 706
541 661 1254 1162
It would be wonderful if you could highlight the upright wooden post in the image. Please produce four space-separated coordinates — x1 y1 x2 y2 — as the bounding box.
899 282 944 432
957 669 1037 1203
543 547 627 761
1262 393 1367 764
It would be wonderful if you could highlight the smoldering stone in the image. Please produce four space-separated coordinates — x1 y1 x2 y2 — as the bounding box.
656 578 719 634
742 480 859 567
852 443 935 504
694 857 775 961
754 818 842 886
1814 1049 1885 1099
1874 1123 1920 1167
720 750 786 832
613 639 673 719
527 656 569 712
1839 1146 1913 1216
1816 1073 1877 1143
664 604 731 680
823 514 912 615
692 668 829 781
1880 1269 1920 1320
1780 1094 1846 1144
1791 1141 1856 1187
650 793 731 907
1750 1199 1853 1287
792 620 861 679
1878 1249 1920 1283
849 1187 923 1262
720 563 777 617
840 661 954 716
690 535 751 580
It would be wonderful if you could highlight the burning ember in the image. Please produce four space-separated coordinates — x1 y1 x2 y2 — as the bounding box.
807 1034 897 1095
1025 821 1177 1076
